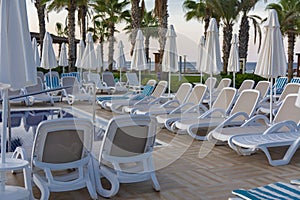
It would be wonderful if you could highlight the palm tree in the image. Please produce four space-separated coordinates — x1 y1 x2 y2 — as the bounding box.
33 0 46 56
207 0 240 73
130 0 145 55
154 0 168 64
55 22 68 56
92 0 130 71
88 16 110 72
42 0 78 72
267 0 300 80
77 0 91 43
124 9 158 62
238 0 263 66
183 0 214 38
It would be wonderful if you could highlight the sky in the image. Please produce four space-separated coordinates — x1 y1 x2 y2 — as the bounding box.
25 0 300 63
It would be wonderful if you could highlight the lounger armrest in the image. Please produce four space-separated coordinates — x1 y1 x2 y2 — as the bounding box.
200 108 226 118
33 156 90 171
222 112 250 126
259 96 270 104
241 115 270 127
129 93 145 101
134 95 156 105
161 99 180 108
183 103 209 114
263 120 299 135
170 102 195 114
148 97 166 105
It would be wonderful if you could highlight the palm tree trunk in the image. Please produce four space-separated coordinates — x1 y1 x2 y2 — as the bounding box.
100 42 104 73
287 32 295 80
155 0 168 64
68 0 76 72
238 12 249 65
130 0 142 55
108 24 115 71
80 5 87 44
34 0 46 56
145 35 150 62
223 25 233 73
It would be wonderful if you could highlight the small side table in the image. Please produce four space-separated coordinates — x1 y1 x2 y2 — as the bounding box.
0 158 32 200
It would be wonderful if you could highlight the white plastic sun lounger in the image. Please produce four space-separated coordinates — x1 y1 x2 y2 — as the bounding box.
228 122 300 166
165 87 237 133
132 83 193 115
186 89 260 140
208 94 300 144
155 84 207 126
164 87 237 134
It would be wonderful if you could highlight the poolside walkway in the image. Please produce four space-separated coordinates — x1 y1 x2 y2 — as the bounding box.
5 101 300 199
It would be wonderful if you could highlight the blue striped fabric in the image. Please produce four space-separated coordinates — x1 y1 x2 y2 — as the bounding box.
291 77 300 84
273 77 288 94
61 72 80 82
232 182 300 200
97 85 153 102
45 76 60 89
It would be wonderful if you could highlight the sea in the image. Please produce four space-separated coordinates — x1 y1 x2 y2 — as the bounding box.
115 61 298 73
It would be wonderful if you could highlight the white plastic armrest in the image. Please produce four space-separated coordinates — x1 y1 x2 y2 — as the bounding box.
170 102 194 114
263 120 299 135
199 108 226 118
241 114 270 127
161 99 180 108
134 96 156 105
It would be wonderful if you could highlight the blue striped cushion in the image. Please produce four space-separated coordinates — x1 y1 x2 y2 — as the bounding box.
291 78 300 84
272 77 288 94
232 182 300 200
141 85 154 96
45 76 60 89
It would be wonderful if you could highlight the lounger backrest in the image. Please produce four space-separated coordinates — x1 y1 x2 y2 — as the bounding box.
37 71 44 82
215 78 232 91
102 72 116 87
61 76 81 94
32 118 92 165
205 77 217 91
100 115 156 158
230 89 260 118
82 71 89 83
45 72 60 89
255 81 270 99
274 94 300 124
290 77 300 84
273 76 288 91
238 80 255 93
26 77 44 93
278 83 300 102
173 83 192 104
88 73 101 85
146 79 157 87
151 81 168 98
212 87 237 113
185 84 207 105
126 72 139 87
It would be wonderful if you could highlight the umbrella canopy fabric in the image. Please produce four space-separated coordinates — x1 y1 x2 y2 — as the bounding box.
79 32 97 71
162 25 178 73
58 42 68 67
0 0 36 194
116 40 126 82
202 18 222 75
40 32 58 70
131 29 147 87
95 44 103 73
162 25 178 96
75 39 85 67
0 0 36 90
32 37 40 68
228 34 240 88
228 34 240 73
254 9 286 79
131 29 147 71
202 18 221 108
196 36 205 83
116 40 126 70
254 9 287 123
